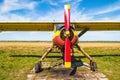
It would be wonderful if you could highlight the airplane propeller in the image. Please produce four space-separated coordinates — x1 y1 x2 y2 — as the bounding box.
64 4 71 68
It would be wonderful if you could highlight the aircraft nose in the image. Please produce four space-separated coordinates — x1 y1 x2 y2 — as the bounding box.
60 28 74 41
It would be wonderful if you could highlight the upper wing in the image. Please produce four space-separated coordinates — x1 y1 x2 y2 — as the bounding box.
0 22 57 31
0 22 120 31
72 22 120 31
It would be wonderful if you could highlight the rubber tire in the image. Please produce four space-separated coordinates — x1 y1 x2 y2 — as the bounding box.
91 62 97 72
35 62 43 73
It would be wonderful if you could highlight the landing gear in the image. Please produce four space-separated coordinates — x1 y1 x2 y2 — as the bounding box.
75 28 98 72
75 44 98 72
34 46 53 73
35 62 43 73
90 61 97 72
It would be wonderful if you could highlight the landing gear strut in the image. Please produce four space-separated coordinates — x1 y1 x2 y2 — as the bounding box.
76 28 98 72
34 46 53 73
75 44 98 72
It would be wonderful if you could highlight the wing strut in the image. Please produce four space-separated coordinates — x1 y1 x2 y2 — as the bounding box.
78 28 89 37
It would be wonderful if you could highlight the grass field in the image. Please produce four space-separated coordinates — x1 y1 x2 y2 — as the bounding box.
0 42 120 80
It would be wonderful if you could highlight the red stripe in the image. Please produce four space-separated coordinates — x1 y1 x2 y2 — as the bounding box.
65 38 71 62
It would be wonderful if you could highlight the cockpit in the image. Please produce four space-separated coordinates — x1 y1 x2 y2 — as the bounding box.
55 24 74 31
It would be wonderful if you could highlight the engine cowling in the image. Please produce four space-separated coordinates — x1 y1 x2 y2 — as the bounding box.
52 26 78 47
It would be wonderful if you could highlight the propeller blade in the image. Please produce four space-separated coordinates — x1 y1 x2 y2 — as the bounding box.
64 4 71 68
64 37 71 68
64 4 70 30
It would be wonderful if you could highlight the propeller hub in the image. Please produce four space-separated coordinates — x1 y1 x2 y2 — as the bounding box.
64 30 70 37
60 28 74 41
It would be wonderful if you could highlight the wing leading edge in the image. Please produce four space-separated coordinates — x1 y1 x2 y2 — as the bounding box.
0 22 120 31
0 22 56 31
73 22 120 31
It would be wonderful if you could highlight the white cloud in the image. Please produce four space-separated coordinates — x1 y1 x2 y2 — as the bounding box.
39 0 58 6
0 32 14 34
0 0 120 22
37 0 92 21
47 0 58 6
37 7 92 21
91 0 120 15
0 0 37 13
0 14 31 21
96 15 120 21
79 31 120 41
61 0 72 3
0 0 38 21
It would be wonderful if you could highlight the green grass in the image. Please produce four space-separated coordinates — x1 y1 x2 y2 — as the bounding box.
0 46 120 80
76 47 120 80
0 47 43 80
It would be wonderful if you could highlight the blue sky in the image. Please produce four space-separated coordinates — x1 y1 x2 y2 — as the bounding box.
0 0 120 41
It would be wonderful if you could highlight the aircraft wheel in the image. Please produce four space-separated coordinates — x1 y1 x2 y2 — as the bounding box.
90 62 97 72
35 62 43 73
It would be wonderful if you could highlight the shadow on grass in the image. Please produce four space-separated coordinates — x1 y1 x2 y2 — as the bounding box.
10 55 61 58
10 54 120 58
